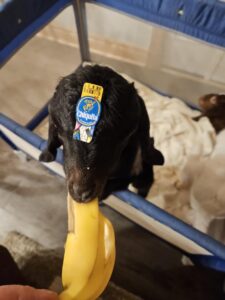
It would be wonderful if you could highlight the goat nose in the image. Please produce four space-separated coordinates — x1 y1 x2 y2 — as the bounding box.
80 189 94 202
69 183 96 203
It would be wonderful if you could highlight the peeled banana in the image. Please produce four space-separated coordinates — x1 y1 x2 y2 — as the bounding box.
59 193 116 300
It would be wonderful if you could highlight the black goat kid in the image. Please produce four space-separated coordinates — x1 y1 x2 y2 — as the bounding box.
40 65 164 202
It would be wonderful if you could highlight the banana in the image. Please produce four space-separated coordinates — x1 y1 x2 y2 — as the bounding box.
59 193 116 300
76 212 116 300
91 214 116 299
59 195 99 300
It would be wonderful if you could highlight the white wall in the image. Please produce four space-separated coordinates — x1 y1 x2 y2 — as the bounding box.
52 3 152 49
50 2 225 93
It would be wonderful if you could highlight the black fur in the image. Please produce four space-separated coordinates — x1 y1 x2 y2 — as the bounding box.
40 65 164 202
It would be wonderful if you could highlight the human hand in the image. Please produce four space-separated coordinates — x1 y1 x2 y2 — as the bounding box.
0 285 59 300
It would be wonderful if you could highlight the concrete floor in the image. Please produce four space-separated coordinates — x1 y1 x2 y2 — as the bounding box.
1 37 225 299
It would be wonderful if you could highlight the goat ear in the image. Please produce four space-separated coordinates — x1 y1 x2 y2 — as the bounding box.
150 147 164 165
148 137 164 165
142 137 164 166
137 95 164 166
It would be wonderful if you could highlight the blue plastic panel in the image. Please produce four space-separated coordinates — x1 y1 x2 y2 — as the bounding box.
1 0 225 66
0 0 71 65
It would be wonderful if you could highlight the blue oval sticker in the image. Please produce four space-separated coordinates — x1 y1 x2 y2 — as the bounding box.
76 97 101 126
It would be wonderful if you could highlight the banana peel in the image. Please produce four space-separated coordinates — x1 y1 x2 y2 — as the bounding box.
59 193 116 300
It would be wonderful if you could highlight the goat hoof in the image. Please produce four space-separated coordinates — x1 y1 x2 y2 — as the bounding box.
39 150 55 162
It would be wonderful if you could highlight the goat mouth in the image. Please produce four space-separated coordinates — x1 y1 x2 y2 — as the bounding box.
68 189 98 203
67 181 105 203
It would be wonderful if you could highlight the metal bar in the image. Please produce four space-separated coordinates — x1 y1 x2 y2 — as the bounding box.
2 112 225 272
0 113 63 164
1 125 65 177
72 0 90 62
113 190 225 260
0 131 17 149
187 254 225 272
26 102 49 131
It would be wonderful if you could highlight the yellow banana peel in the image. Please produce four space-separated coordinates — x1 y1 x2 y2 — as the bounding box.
59 193 116 300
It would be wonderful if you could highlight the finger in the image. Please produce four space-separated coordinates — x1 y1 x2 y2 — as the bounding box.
0 285 59 300
33 288 59 300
